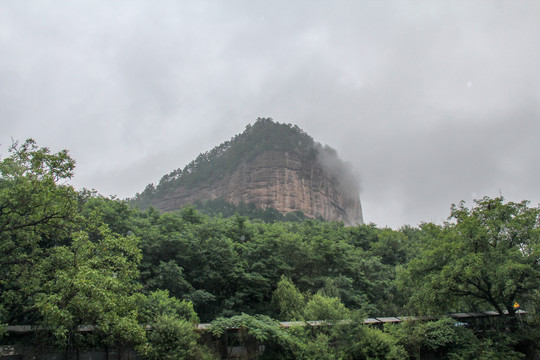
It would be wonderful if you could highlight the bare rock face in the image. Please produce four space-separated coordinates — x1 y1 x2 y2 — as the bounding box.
152 150 363 226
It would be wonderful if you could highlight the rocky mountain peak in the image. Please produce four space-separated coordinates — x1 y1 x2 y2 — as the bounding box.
132 118 363 225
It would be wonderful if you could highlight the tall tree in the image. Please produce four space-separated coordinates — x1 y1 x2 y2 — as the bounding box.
33 225 146 349
0 140 147 351
400 197 540 316
0 139 78 326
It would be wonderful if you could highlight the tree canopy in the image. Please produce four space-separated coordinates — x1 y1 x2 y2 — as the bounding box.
400 197 540 317
1 139 539 359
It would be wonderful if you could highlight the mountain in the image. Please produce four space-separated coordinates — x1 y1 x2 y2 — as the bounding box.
132 118 363 225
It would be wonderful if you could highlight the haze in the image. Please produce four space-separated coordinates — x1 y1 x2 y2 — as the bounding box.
2 1 539 228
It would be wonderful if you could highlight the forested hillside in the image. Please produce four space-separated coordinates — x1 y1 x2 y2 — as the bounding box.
1 140 539 359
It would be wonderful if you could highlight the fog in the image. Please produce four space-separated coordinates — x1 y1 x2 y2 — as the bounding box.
2 1 539 228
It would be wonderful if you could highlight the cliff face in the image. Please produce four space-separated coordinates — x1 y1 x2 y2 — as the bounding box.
151 150 363 226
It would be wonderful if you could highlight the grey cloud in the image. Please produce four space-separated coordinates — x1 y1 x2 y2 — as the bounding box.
1 1 539 228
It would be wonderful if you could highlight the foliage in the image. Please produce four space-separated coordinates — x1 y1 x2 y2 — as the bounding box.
210 313 295 359
33 226 145 348
370 228 411 266
386 317 463 359
139 290 199 324
133 209 404 321
0 139 148 350
332 312 406 360
303 294 350 322
386 317 529 360
345 326 406 360
271 276 305 320
0 139 76 239
287 328 334 360
138 290 209 359
0 140 79 326
400 197 540 316
3 139 539 359
145 314 199 360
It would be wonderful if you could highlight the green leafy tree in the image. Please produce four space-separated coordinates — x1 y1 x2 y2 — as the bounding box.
80 194 138 236
386 317 465 359
33 225 145 349
271 276 305 320
1 140 148 352
332 312 406 360
303 294 350 322
287 328 334 360
140 290 205 360
145 314 201 360
0 139 78 327
400 197 540 316
370 228 411 266
386 317 527 360
139 290 199 325
344 326 406 360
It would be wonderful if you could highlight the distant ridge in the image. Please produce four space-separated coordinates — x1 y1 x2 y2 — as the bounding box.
132 118 363 225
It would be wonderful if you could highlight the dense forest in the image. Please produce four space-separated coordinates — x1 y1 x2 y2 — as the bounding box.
1 139 539 359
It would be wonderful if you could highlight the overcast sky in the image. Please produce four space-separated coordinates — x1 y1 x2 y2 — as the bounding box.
2 1 539 228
